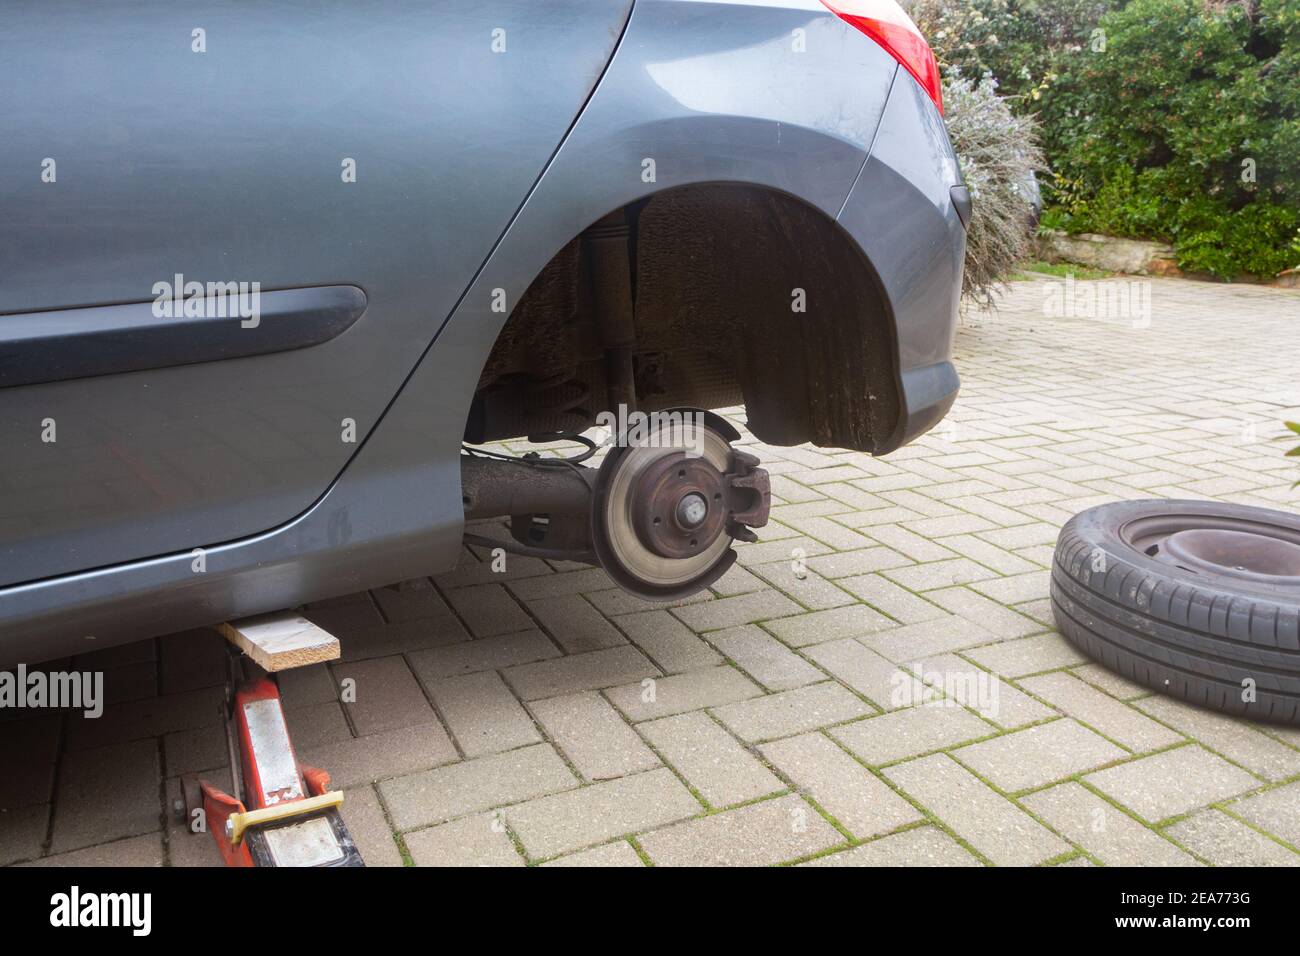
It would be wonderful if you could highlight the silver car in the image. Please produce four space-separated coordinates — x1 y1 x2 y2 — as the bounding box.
0 0 966 662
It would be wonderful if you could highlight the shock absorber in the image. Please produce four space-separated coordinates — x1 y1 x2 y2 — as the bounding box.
582 209 638 414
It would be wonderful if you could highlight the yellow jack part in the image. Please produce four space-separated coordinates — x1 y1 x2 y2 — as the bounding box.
227 791 345 846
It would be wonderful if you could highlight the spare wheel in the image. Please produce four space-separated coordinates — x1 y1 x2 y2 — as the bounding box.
1051 499 1300 725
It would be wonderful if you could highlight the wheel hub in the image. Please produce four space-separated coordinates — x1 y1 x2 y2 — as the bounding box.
630 454 728 560
677 492 708 528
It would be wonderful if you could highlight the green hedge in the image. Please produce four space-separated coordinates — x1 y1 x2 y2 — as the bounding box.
914 0 1300 278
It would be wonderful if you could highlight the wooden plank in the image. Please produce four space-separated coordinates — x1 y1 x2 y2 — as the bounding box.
216 612 340 672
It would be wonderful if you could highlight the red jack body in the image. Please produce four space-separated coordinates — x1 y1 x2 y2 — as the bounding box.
191 672 361 867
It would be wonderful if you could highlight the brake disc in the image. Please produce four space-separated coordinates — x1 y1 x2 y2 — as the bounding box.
591 415 769 599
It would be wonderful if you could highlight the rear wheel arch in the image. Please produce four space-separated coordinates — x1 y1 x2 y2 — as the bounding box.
467 182 901 454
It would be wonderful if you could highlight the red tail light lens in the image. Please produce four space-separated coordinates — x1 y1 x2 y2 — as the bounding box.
819 0 943 115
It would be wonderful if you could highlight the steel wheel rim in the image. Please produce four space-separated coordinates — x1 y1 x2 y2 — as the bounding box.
1120 512 1300 585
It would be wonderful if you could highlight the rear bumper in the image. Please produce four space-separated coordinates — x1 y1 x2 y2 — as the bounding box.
897 359 960 447
836 71 966 453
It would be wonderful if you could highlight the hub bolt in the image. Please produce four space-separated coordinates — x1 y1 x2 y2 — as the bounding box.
676 492 708 528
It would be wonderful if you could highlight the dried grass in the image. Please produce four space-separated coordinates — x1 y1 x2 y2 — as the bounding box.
943 71 1046 308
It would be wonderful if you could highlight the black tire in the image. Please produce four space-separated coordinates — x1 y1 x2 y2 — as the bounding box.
1050 499 1300 726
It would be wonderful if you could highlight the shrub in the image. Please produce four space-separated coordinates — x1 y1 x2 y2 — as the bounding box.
911 0 1115 99
1035 0 1300 277
943 71 1045 305
913 0 1300 278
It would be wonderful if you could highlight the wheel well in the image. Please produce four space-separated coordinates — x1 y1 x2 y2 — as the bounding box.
466 183 899 453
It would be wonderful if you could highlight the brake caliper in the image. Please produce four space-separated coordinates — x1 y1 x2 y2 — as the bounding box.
722 449 770 544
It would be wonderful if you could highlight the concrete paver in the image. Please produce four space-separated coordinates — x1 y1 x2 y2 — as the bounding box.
637 794 842 866
1084 746 1261 823
803 826 980 867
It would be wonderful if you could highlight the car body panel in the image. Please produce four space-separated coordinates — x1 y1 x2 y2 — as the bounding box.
837 70 967 448
0 0 964 663
0 0 633 586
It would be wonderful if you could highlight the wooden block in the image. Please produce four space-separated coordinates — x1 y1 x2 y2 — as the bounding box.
216 613 340 672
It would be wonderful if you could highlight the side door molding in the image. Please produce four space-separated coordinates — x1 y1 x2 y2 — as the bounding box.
0 285 367 388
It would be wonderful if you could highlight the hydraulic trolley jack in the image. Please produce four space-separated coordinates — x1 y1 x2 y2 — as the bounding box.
176 613 364 867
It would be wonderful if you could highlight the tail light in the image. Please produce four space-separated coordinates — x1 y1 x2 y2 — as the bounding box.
819 0 943 115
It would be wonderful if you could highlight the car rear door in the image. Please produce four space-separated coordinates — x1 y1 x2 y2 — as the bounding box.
0 0 631 586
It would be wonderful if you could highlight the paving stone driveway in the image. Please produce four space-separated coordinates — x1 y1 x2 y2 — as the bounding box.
6 275 1300 867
